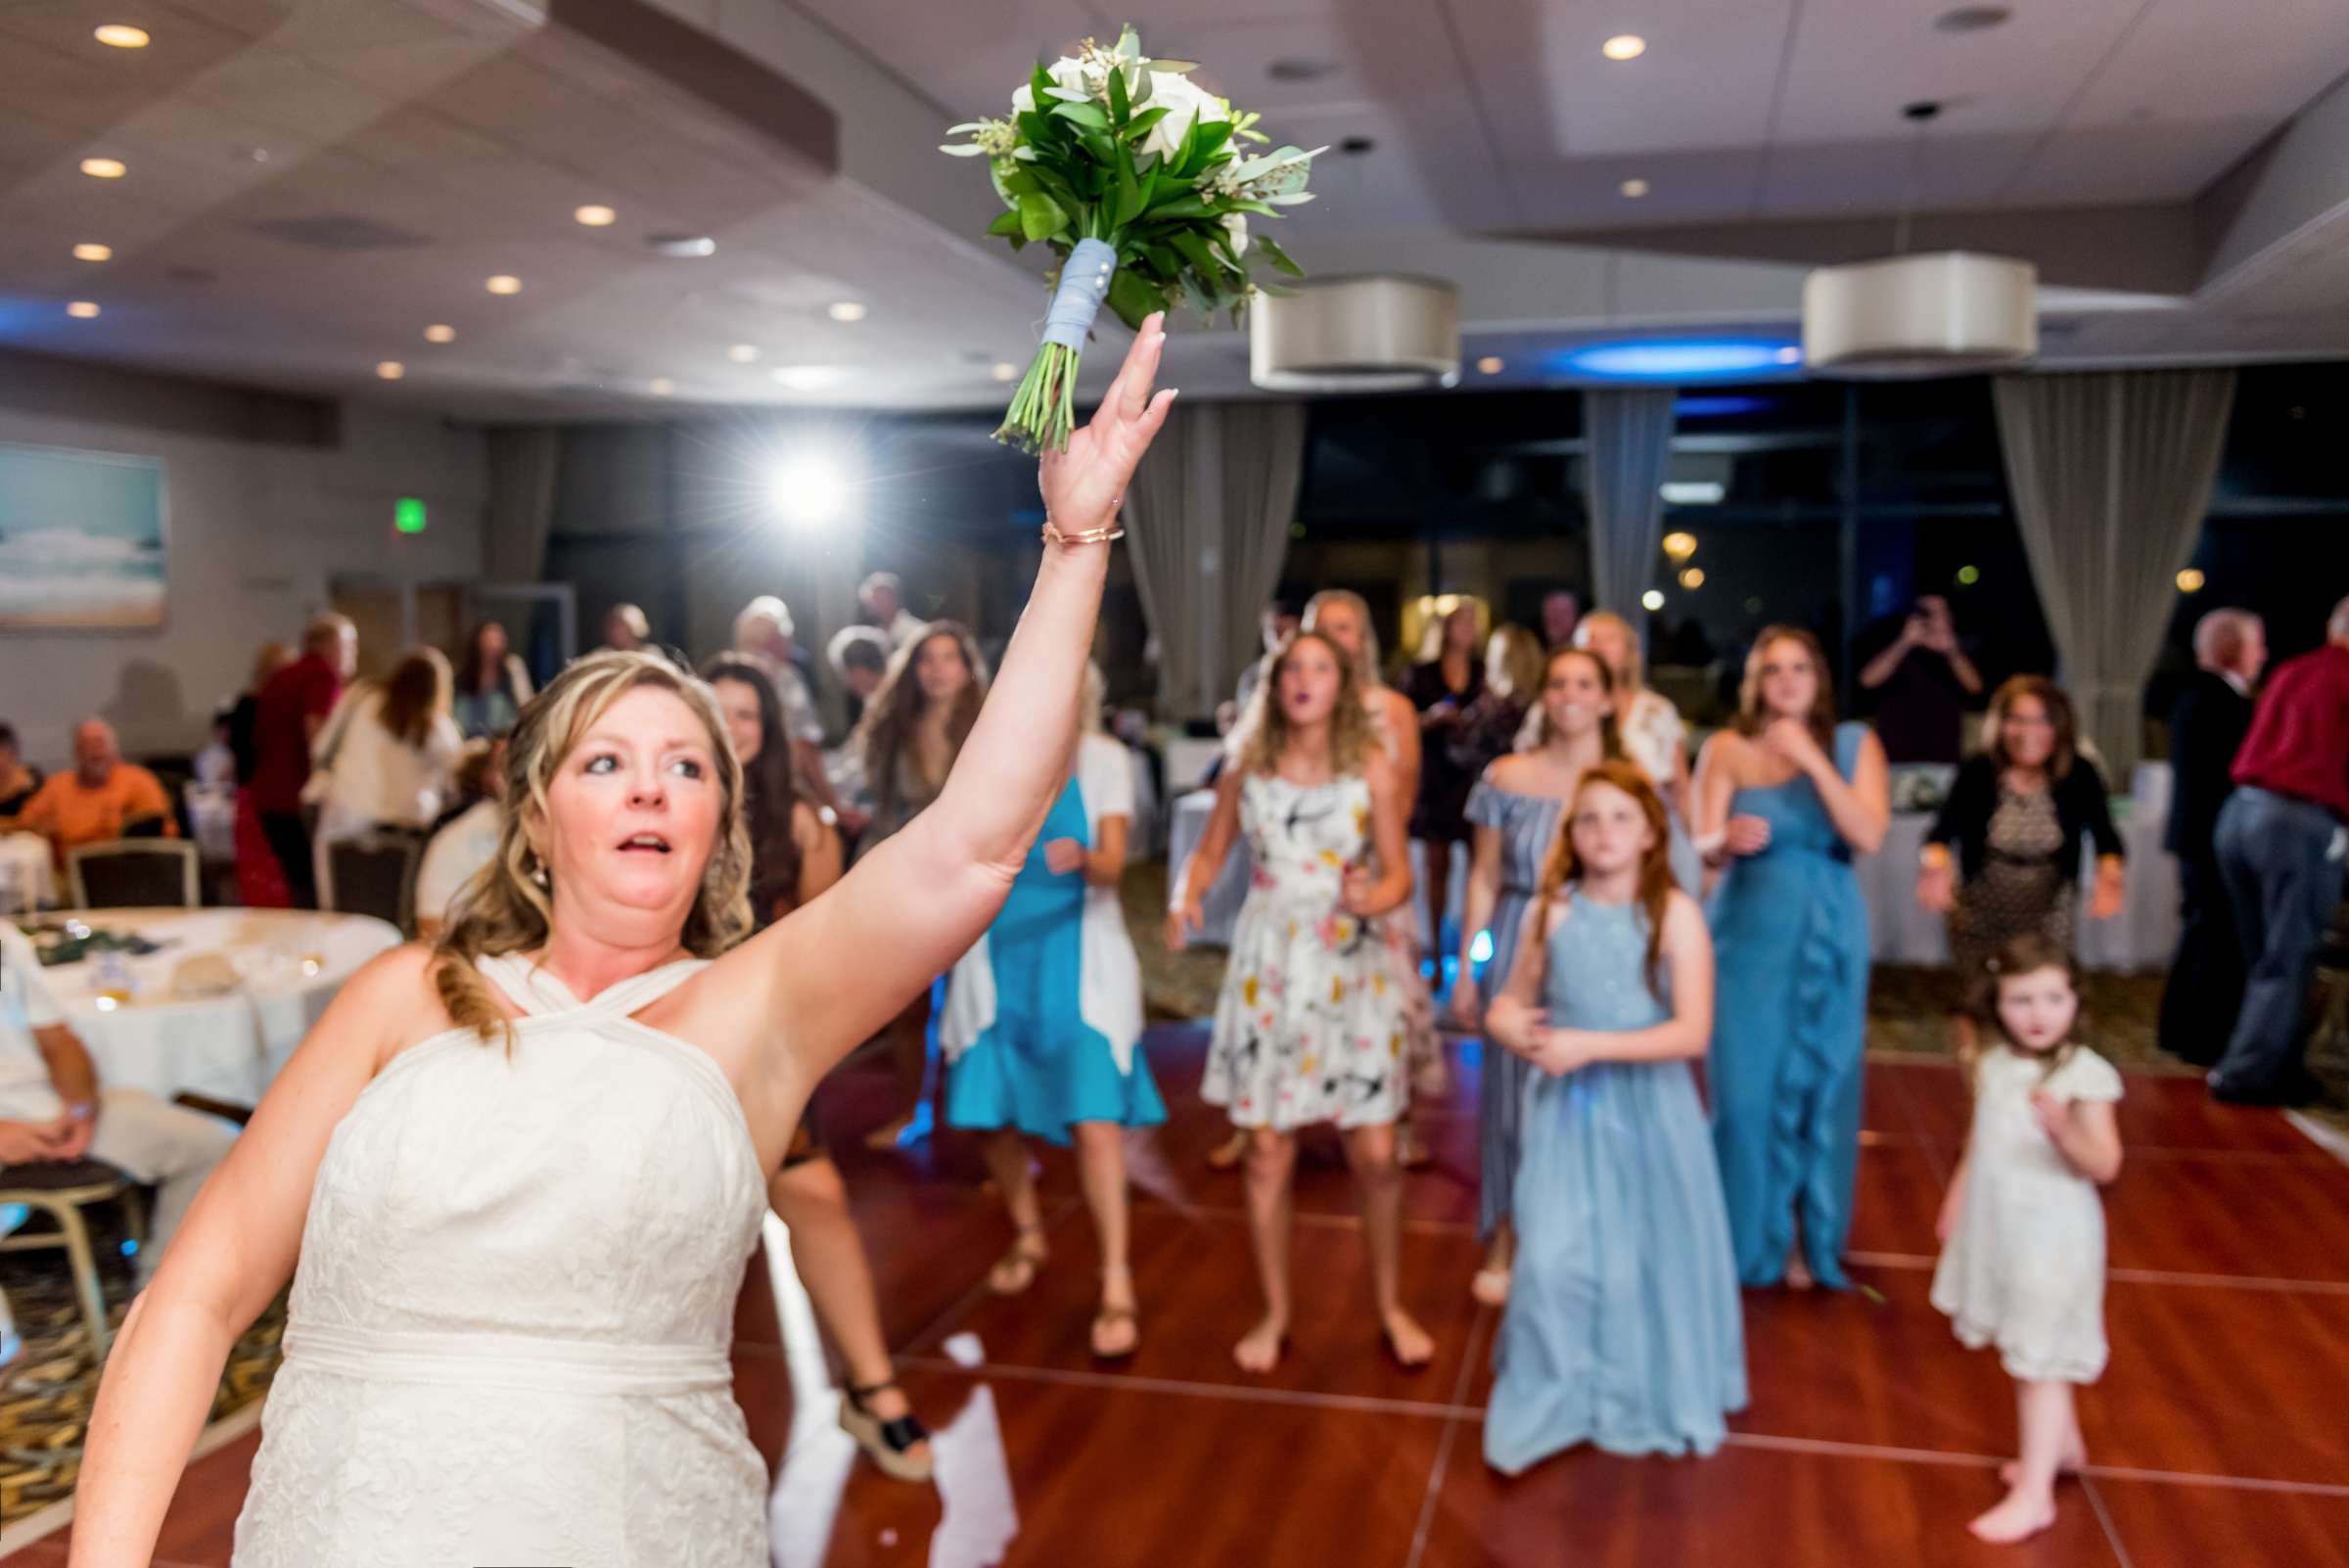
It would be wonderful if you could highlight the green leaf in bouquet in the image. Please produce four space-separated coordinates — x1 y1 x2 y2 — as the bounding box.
1170 228 1229 279
1132 67 1153 106
1264 191 1316 206
1184 120 1234 171
1106 268 1169 332
1253 235 1305 277
942 143 990 157
1144 173 1195 208
1017 111 1056 145
1082 128 1119 165
1122 106 1171 144
1149 195 1214 219
1143 241 1181 278
987 208 1025 238
1107 64 1129 122
1116 25 1140 60
1228 198 1279 217
1018 191 1068 242
1044 85 1094 103
1114 146 1144 227
1152 58 1200 73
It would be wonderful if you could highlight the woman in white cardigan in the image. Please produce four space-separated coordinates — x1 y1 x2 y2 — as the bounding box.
940 667 1160 1359
309 648 463 906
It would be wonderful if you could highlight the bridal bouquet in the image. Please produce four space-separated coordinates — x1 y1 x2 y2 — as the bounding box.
944 29 1321 452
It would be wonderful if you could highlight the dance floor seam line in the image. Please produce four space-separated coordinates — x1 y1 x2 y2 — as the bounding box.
1403 1304 1497 1568
897 1353 1475 1419
2081 1476 2141 1568
1843 1250 2349 1295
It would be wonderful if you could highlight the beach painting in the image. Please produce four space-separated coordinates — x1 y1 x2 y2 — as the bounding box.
0 442 167 629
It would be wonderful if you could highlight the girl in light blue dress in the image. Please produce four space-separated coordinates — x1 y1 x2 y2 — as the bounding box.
943 679 1163 1360
1483 761 1746 1471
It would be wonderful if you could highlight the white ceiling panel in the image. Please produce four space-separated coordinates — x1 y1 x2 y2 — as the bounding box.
2060 0 2349 126
1755 127 2044 217
2005 115 2283 207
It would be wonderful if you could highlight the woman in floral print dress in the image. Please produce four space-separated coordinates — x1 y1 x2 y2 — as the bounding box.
1170 627 1428 1374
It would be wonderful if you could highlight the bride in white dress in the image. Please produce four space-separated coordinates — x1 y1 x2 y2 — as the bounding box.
72 322 1179 1568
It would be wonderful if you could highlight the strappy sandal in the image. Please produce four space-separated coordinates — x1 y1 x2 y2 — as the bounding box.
1090 1303 1139 1360
987 1224 1048 1296
839 1379 934 1483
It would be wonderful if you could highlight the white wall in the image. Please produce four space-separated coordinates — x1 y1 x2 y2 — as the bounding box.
0 352 486 765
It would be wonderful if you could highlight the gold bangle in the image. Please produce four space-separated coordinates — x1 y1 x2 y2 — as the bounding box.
1042 518 1124 547
1919 845 1952 871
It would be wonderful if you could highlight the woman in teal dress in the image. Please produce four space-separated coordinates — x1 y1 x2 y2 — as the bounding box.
1693 627 1889 1289
942 680 1164 1359
1483 761 1745 1469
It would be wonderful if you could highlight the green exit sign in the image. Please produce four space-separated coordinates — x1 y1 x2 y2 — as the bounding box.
393 496 427 534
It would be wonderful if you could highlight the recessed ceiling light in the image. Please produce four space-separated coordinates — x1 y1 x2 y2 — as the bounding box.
1620 177 1650 198
650 378 675 396
485 274 522 295
1476 355 1504 374
574 204 617 227
376 360 405 380
727 344 760 363
94 23 149 48
80 157 126 179
67 300 100 319
72 243 112 262
1934 5 2011 33
646 233 717 258
1601 34 1646 61
990 361 1019 382
772 365 841 391
1267 57 1337 81
827 300 867 323
424 324 455 344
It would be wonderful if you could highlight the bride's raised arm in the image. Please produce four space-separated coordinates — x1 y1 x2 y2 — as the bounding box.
716 314 1175 1077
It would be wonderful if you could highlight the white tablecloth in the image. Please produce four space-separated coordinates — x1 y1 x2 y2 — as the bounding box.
0 835 54 913
1166 789 1466 950
29 907 400 1104
1855 809 2179 974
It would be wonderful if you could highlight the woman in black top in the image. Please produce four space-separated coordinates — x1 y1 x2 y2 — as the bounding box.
1917 675 2125 1045
1404 599 1486 951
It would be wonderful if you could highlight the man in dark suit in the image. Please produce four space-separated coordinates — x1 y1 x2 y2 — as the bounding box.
2157 608 2265 1064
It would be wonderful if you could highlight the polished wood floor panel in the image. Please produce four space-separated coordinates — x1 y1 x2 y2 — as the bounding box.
19 1027 2345 1568
2090 1475 2349 1568
1415 1440 2127 1568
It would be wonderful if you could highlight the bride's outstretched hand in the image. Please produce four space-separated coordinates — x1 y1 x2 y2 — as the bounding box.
1037 311 1176 534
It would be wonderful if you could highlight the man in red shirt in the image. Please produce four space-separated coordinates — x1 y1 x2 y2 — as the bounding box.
2208 595 2349 1105
248 613 355 910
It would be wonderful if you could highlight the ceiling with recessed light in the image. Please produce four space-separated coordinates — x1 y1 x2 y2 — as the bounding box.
2 0 2349 417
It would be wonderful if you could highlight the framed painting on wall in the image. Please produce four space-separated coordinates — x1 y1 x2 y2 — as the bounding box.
0 441 167 630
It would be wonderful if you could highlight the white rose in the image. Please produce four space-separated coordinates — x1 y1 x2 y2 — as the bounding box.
1221 211 1248 257
1011 56 1086 115
1138 71 1227 161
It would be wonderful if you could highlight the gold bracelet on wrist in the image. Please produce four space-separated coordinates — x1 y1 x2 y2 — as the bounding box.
1042 518 1124 548
1919 844 1952 871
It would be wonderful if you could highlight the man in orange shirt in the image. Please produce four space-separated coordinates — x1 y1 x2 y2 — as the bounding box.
0 718 177 868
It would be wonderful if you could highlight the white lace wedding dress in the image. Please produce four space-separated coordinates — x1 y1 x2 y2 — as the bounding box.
233 953 771 1568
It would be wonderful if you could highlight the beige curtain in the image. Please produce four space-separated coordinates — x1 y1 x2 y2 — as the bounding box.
1993 368 2235 773
483 426 560 582
1125 401 1306 720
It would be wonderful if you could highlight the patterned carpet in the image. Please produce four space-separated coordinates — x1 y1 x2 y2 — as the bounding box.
0 1228 284 1529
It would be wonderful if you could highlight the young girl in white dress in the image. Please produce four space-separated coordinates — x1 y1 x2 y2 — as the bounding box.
1169 628 1431 1373
1932 931 2125 1544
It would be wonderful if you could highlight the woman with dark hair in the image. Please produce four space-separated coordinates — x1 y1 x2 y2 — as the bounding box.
452 621 535 741
702 654 931 1480
309 648 464 894
851 623 990 1151
1918 675 2125 1051
1694 626 1888 1290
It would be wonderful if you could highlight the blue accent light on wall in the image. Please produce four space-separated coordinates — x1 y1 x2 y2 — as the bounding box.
1561 341 1804 381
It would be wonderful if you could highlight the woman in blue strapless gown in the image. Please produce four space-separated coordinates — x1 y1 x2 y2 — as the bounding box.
1483 761 1745 1471
1694 627 1890 1289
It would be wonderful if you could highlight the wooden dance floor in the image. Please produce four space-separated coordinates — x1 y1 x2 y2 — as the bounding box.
20 1027 2349 1566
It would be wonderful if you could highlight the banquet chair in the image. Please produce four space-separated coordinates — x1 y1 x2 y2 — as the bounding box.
67 840 200 909
323 831 425 935
0 1160 146 1358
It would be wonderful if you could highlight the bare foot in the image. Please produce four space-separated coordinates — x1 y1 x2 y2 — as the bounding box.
1381 1308 1435 1368
1783 1246 1815 1292
1206 1131 1247 1171
1967 1487 2057 1544
862 1112 915 1152
1232 1314 1288 1373
1469 1267 1510 1308
987 1228 1048 1296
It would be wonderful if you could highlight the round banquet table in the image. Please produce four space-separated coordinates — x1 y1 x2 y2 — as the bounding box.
26 907 401 1105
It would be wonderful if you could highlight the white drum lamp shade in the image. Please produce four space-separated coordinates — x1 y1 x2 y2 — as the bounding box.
1802 252 2037 379
1251 274 1460 392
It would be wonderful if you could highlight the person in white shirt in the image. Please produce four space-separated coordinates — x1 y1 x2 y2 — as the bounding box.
413 741 507 941
859 573 929 649
309 648 465 909
0 924 235 1286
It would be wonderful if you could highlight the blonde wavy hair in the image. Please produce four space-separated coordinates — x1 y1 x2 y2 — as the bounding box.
1485 623 1545 702
1573 610 1644 695
1303 589 1384 690
1233 629 1379 779
432 650 754 1043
